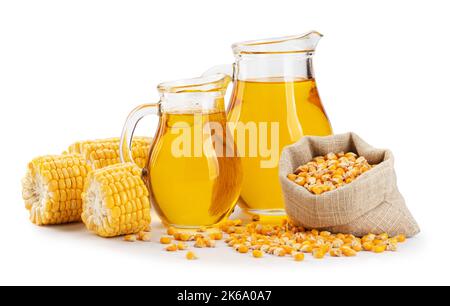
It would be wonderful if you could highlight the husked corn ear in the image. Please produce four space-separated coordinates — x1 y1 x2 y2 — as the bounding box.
68 137 151 170
22 154 90 225
81 163 151 237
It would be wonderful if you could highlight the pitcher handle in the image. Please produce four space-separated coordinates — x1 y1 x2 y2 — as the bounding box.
202 63 235 80
119 103 161 165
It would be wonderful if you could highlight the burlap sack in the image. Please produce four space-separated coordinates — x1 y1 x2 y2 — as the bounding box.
279 132 420 237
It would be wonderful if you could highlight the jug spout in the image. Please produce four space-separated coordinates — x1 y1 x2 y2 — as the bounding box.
232 31 323 55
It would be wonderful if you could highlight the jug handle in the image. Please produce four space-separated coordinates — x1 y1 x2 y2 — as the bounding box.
202 63 235 81
119 103 161 166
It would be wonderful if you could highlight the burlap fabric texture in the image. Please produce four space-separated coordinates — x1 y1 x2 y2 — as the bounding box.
279 132 420 237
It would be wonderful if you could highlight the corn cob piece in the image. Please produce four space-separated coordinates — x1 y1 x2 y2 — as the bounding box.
67 137 151 170
22 154 91 225
81 163 151 237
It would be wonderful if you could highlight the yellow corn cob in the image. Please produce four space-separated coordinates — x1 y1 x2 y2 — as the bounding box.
22 154 91 225
67 137 151 170
81 163 151 237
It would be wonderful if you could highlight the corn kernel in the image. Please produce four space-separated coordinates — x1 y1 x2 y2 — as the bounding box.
351 242 363 252
123 234 137 242
252 250 263 258
282 245 294 255
311 186 324 195
137 231 151 242
332 239 344 248
295 177 306 186
287 173 297 181
362 233 376 243
179 232 192 241
177 243 188 250
373 239 384 245
160 236 172 244
251 215 260 222
377 233 389 241
186 251 197 260
205 239 216 248
238 245 249 254
362 242 374 251
341 246 357 257
329 248 343 257
293 252 305 261
396 234 407 243
167 227 177 236
209 232 223 240
260 245 270 253
386 238 398 251
233 219 243 226
373 244 387 253
300 244 313 253
166 244 177 252
312 248 326 259
194 238 206 248
320 231 331 237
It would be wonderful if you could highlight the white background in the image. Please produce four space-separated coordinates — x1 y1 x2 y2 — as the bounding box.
0 0 448 286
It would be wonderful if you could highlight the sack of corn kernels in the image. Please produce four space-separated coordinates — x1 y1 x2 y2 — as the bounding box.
279 132 420 237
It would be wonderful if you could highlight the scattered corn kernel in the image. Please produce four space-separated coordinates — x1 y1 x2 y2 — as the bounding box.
329 248 343 257
209 232 223 240
179 232 192 242
166 244 177 252
396 234 406 243
251 215 261 222
377 233 389 241
194 238 206 248
233 219 243 226
274 248 286 257
252 250 264 258
363 242 374 251
216 220 407 261
238 245 249 254
167 227 177 236
186 251 198 260
351 241 363 252
137 231 151 242
124 234 137 242
341 246 357 257
386 239 398 251
312 249 326 259
205 239 216 248
160 236 173 244
177 243 188 250
294 252 305 261
373 244 387 253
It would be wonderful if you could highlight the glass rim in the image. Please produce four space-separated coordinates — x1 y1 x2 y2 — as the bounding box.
232 31 323 55
157 73 230 93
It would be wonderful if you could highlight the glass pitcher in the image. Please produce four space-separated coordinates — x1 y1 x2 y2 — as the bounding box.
120 74 242 228
204 31 333 216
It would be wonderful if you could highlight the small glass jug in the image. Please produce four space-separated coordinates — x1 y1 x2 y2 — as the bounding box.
120 74 242 228
204 31 333 216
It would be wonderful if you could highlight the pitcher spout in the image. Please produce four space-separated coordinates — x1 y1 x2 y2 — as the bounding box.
298 30 323 51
